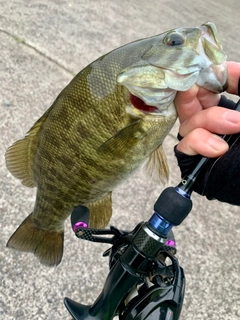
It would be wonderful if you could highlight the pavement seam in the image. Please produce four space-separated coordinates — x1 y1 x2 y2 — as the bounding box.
0 27 75 77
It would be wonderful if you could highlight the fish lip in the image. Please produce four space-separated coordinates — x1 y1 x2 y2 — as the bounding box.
156 65 198 78
201 22 223 49
196 24 228 92
199 23 227 64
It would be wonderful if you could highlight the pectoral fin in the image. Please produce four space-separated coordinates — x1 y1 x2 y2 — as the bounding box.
143 145 169 184
98 120 147 158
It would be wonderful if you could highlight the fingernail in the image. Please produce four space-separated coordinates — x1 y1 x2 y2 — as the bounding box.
224 111 240 123
208 135 227 151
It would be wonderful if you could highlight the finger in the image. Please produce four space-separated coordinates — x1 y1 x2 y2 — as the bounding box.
174 85 202 123
175 85 220 123
226 61 240 95
179 107 240 137
176 128 229 157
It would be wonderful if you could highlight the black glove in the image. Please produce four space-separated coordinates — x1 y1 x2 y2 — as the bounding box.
174 95 240 206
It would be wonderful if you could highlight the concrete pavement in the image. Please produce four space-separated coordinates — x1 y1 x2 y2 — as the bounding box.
1 1 240 319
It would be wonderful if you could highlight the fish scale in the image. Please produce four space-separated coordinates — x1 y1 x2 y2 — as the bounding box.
5 22 227 266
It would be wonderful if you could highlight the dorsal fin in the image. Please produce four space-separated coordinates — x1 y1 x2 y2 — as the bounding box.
143 145 169 184
5 111 50 187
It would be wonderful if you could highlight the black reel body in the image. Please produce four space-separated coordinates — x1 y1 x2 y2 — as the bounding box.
118 253 185 320
107 226 184 320
65 212 184 320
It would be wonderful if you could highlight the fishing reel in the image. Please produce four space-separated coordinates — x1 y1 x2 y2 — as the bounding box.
107 227 185 320
117 252 185 320
64 187 191 320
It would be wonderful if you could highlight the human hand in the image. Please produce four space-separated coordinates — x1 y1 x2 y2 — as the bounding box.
175 61 240 157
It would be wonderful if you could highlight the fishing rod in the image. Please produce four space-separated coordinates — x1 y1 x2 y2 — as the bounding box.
64 99 240 320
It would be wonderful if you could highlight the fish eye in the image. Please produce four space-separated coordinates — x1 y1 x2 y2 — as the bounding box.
164 33 185 46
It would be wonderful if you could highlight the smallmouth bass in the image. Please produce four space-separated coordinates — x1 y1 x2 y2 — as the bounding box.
5 22 227 266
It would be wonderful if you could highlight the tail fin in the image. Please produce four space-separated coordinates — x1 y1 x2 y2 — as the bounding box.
7 213 64 267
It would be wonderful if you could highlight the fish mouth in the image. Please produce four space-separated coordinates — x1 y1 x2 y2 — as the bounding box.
200 22 224 58
196 22 228 92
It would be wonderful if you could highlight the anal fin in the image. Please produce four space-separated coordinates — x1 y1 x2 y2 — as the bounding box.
87 192 112 228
